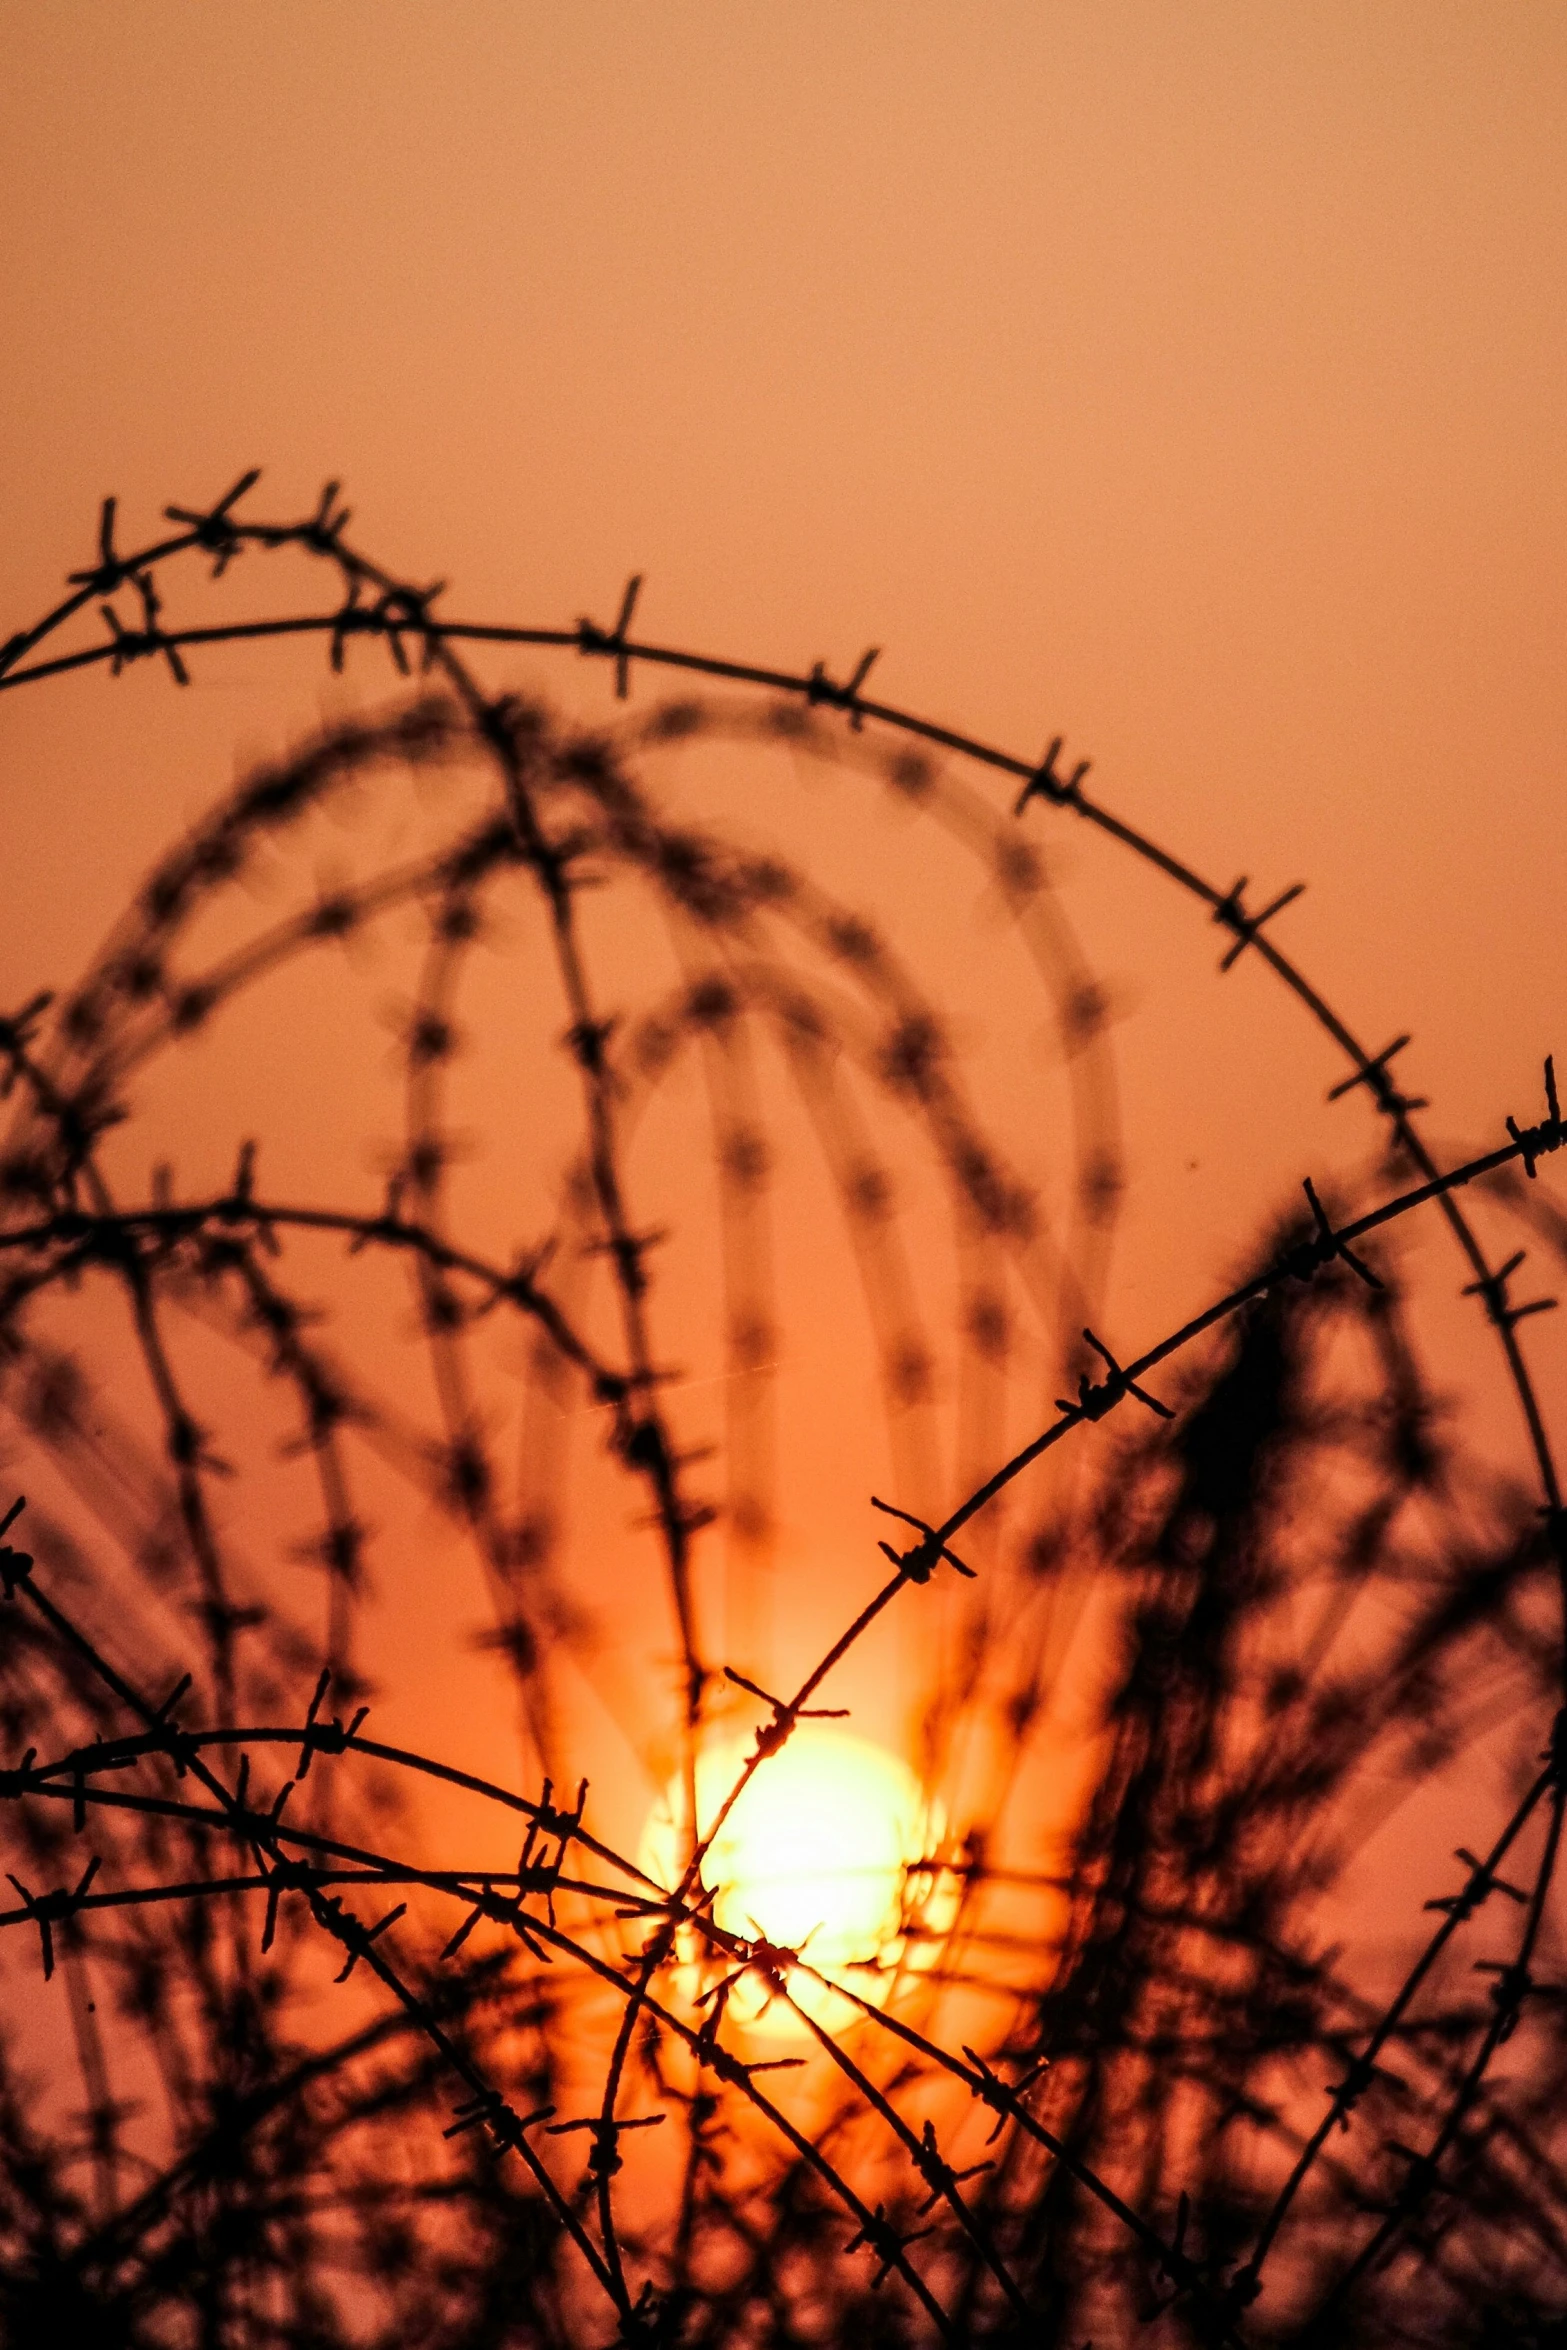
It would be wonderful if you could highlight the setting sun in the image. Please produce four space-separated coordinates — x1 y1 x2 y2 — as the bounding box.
640 1725 946 2025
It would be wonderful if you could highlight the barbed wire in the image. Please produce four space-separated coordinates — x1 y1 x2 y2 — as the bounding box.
0 474 1562 2342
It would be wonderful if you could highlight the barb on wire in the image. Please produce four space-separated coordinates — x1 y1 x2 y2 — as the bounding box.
329 576 376 671
1327 1032 1428 1118
438 1875 549 1965
370 579 446 676
806 645 880 730
163 468 261 577
1274 1175 1384 1290
324 1893 408 1983
722 1665 848 1759
961 2044 1052 2146
1423 1843 1531 1924
1056 1324 1172 1423
67 494 131 596
294 1668 370 1780
870 1494 977 1585
439 1782 587 1962
578 573 643 698
1462 1248 1557 1332
6 1852 100 1980
910 2116 993 2216
1507 1053 1564 1178
843 2200 935 2291
444 2088 557 2152
303 476 352 553
1211 874 1306 972
547 2109 665 2180
103 569 189 686
1014 733 1091 814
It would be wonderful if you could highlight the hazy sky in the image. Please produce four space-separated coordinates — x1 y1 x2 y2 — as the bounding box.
4 6 1561 1081
2 6 1563 1789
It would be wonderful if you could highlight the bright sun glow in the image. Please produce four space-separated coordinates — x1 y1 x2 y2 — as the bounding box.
639 1725 949 2031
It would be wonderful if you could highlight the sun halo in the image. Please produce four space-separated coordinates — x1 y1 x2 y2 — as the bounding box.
639 1724 950 2034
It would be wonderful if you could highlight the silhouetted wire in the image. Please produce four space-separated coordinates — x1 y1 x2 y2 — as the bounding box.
0 474 1563 2343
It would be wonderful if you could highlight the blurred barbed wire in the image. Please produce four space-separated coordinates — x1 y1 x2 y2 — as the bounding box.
0 475 1562 2346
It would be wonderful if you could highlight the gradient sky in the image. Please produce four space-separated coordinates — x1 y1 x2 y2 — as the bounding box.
1 6 1563 1834
3 8 1562 1098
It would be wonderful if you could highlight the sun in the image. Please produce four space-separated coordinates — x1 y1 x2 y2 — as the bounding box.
639 1724 950 2031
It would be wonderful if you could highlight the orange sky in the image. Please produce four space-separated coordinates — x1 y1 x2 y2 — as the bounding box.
3 8 1562 1118
1 5 1564 1847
